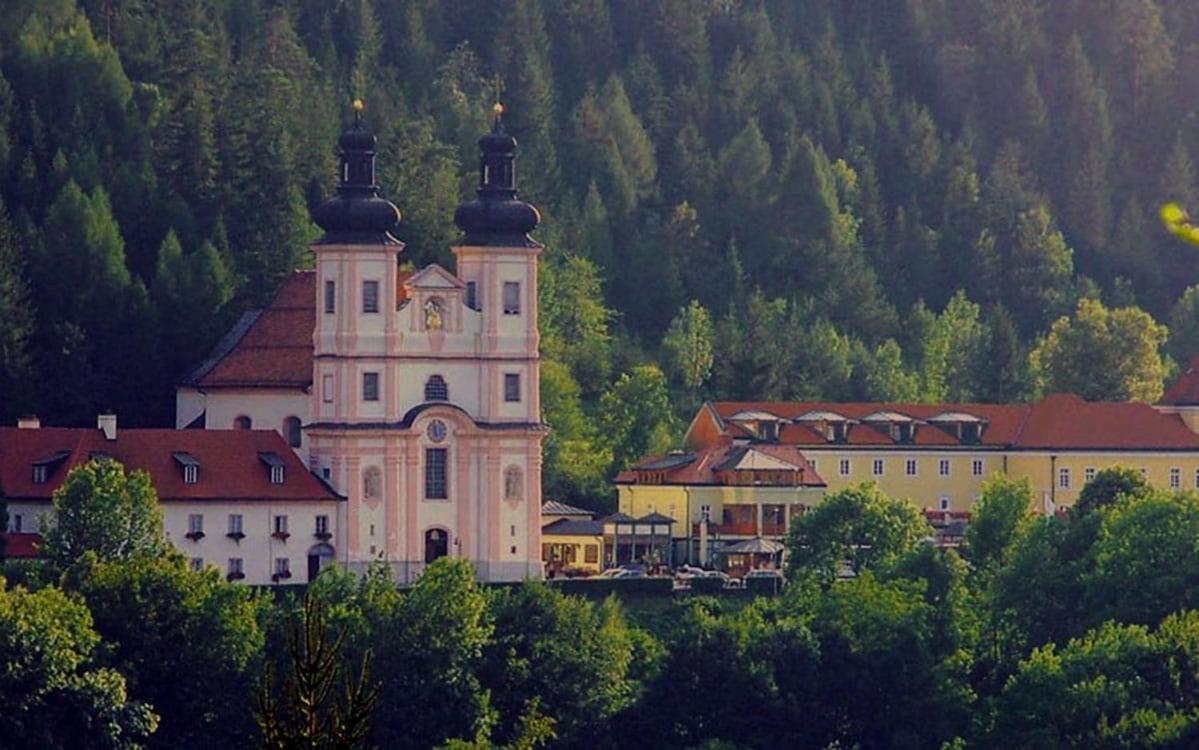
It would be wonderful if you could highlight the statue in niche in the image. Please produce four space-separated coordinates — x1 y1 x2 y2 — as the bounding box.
424 297 444 330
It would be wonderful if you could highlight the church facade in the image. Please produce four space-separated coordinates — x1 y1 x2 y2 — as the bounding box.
176 104 545 582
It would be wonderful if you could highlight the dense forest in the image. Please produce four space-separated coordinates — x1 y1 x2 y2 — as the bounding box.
11 459 1199 748
2 0 1199 509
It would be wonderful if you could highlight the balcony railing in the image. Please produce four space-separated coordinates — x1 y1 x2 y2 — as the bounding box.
691 521 788 537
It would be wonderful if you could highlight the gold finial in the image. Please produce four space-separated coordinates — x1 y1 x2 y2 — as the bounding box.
353 98 365 112
493 101 504 116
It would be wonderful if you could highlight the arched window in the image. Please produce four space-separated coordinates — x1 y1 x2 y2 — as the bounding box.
425 375 448 402
504 466 523 502
283 417 302 448
234 415 252 430
363 467 382 500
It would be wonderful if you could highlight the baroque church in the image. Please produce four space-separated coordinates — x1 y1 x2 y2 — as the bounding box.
176 102 545 582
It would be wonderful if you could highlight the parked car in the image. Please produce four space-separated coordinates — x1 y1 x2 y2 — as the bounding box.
597 566 647 579
673 565 708 579
744 569 785 581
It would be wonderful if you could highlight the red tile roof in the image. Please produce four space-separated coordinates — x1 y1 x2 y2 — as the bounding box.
615 442 826 486
0 427 340 502
1163 356 1199 406
1 532 42 558
187 271 315 389
704 394 1199 451
184 269 416 390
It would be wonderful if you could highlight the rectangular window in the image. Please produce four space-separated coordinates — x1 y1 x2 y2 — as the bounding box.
190 557 203 572
315 515 329 536
584 545 599 564
465 281 477 310
1059 467 1071 489
322 374 334 403
503 281 521 315
32 465 47 484
362 280 379 313
504 373 521 402
809 459 817 473
700 505 711 523
324 280 335 314
274 515 288 535
839 458 851 476
270 465 284 485
363 372 380 402
872 458 884 476
510 545 517 555
1171 467 1182 489
228 514 243 535
1084 467 1096 484
274 558 290 577
183 464 198 484
906 458 918 476
228 558 243 576
425 448 448 499
12 514 21 533
510 525 516 537
939 496 950 511
188 514 203 535
972 459 984 477
322 467 331 480
939 459 950 477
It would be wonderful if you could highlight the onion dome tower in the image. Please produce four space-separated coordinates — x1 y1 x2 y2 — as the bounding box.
313 100 401 245
453 103 541 247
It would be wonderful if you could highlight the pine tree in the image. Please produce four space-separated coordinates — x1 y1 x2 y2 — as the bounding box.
0 199 35 423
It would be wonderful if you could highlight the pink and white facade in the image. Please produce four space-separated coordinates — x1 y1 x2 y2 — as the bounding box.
177 108 546 582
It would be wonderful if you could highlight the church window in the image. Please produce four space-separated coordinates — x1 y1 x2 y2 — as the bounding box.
504 466 523 502
425 448 448 499
324 280 335 314
465 281 478 310
322 375 334 403
234 415 252 430
362 280 379 313
503 282 521 315
504 373 521 402
363 372 380 402
425 375 448 402
284 417 302 448
363 467 382 500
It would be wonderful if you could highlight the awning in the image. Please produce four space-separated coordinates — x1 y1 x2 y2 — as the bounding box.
721 537 786 555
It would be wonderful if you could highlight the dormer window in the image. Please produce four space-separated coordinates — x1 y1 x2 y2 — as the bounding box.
31 451 69 484
259 452 286 484
173 452 200 484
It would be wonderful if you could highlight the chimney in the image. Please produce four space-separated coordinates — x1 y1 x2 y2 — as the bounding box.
97 413 117 441
17 415 40 429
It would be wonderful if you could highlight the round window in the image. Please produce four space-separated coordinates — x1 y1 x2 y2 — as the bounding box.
427 419 447 443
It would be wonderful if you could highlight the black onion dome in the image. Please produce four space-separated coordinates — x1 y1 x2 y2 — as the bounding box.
313 104 401 245
453 107 540 247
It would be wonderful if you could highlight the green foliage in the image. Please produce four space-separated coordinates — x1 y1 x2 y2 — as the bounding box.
70 554 267 749
1031 297 1169 402
257 597 379 750
662 299 714 396
786 482 934 584
989 612 1199 748
43 459 167 569
965 475 1035 574
539 360 610 508
1075 466 1153 517
599 365 678 476
0 577 158 748
481 584 639 746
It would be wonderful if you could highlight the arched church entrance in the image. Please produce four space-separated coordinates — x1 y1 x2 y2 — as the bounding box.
425 528 449 563
307 543 335 582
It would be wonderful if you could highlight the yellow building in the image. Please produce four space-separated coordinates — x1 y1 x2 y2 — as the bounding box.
617 392 1199 566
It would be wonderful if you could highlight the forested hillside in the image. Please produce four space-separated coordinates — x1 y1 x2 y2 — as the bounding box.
1 0 1198 508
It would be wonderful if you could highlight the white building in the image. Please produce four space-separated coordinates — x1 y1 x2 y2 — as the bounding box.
0 415 341 585
176 104 545 582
